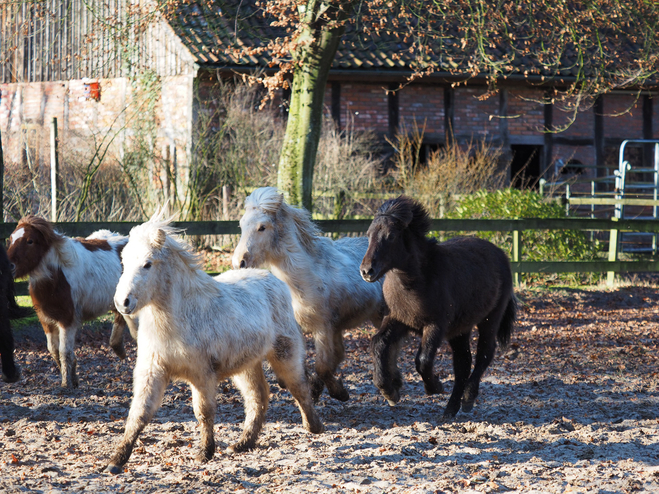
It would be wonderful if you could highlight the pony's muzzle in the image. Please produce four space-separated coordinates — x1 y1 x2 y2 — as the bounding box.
360 264 377 283
232 252 250 269
115 294 137 315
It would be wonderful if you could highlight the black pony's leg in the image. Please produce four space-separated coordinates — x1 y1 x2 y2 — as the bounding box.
371 316 408 405
0 315 19 383
462 316 501 412
415 323 444 395
443 332 472 419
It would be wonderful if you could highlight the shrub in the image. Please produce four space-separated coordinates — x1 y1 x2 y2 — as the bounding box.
446 189 602 284
389 124 507 217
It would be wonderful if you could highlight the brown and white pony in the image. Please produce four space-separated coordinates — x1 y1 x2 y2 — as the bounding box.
7 216 136 388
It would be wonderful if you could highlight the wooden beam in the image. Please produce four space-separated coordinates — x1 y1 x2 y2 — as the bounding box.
552 137 595 146
331 81 341 130
388 83 399 137
543 94 553 176
444 86 454 143
499 89 509 147
594 96 605 182
643 94 653 167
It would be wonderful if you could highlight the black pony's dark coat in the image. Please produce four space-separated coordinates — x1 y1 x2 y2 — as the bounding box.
0 243 33 383
361 196 516 418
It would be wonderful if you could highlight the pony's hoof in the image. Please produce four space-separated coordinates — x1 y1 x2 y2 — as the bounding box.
329 387 349 402
111 346 127 360
196 451 213 463
382 389 400 406
423 376 444 395
305 420 325 434
1 370 20 383
227 441 255 454
461 400 474 413
106 464 124 475
442 406 459 421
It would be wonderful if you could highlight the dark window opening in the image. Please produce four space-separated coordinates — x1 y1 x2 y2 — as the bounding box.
511 145 542 189
418 142 442 165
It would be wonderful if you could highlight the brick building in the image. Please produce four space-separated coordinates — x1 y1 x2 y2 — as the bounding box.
2 0 657 195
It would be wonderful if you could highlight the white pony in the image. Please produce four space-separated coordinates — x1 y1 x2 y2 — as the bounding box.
232 187 386 402
107 213 323 473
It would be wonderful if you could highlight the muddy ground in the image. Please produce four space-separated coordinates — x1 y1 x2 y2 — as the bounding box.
1 285 658 493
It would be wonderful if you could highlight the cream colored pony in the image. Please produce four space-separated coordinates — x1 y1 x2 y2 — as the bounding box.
233 187 386 402
107 213 323 473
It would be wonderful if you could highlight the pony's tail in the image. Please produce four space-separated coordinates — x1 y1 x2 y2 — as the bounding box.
497 295 517 350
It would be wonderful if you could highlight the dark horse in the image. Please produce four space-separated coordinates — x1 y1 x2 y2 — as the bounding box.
360 196 516 419
0 243 33 382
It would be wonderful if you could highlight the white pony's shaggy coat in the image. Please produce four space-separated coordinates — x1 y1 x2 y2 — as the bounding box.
107 214 323 473
232 187 386 401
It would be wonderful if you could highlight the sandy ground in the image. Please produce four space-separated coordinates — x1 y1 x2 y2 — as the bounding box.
1 285 658 493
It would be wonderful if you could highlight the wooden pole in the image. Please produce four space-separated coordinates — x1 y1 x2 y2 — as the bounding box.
50 117 59 222
222 185 231 220
0 127 4 223
513 230 521 287
607 226 619 287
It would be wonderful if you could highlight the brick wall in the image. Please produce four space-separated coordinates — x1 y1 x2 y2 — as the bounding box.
604 94 643 139
453 87 499 140
1 76 193 178
337 83 389 133
508 89 545 137
399 85 444 138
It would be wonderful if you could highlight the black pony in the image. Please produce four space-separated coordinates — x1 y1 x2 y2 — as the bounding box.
360 196 516 419
0 243 33 382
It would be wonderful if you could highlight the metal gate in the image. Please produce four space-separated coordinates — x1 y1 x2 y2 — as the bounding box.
614 139 659 253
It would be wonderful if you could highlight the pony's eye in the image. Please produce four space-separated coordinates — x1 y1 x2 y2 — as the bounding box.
257 225 266 232
27 239 33 245
143 261 152 269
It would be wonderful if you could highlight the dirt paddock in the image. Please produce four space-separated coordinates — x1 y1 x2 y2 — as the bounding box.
1 285 658 493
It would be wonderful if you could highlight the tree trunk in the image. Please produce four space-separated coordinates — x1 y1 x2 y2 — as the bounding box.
277 11 347 211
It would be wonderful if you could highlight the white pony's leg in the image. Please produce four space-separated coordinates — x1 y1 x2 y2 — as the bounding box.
190 378 217 462
40 320 61 371
268 335 324 434
228 363 269 453
58 324 79 388
107 361 168 474
312 326 349 402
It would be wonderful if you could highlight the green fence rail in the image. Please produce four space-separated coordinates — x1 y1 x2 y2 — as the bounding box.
3 216 657 292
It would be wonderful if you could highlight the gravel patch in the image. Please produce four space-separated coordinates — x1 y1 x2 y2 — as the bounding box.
1 286 658 493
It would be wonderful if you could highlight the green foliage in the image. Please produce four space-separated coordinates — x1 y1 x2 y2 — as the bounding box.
446 188 601 266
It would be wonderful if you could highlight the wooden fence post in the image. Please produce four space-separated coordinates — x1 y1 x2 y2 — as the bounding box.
0 127 4 223
222 185 231 220
513 230 520 287
50 117 59 222
607 227 619 287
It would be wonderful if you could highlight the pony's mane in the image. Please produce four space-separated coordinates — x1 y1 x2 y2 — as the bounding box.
376 196 431 237
246 187 320 251
130 211 203 272
17 215 64 247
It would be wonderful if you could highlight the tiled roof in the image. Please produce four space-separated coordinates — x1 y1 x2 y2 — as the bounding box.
166 0 652 81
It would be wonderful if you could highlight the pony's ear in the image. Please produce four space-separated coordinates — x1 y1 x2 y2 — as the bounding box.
266 191 284 215
150 228 167 249
395 208 414 228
